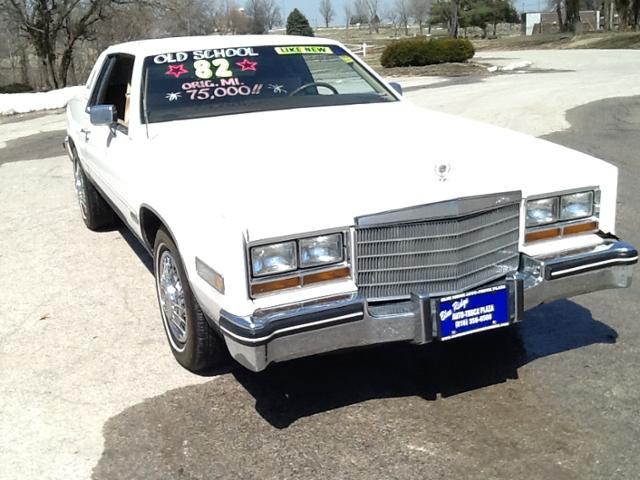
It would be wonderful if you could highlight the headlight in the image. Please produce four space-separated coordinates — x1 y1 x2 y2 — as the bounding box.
251 241 297 277
560 191 593 221
299 234 344 268
526 198 558 227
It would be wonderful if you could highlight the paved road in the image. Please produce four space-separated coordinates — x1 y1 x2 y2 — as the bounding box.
407 49 640 136
1 50 640 480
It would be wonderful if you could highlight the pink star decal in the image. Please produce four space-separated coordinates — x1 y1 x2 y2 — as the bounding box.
165 64 188 78
236 59 257 72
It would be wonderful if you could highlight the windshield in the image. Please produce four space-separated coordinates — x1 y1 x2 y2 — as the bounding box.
142 45 397 123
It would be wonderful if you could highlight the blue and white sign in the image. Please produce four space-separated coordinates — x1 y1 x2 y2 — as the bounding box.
438 285 510 340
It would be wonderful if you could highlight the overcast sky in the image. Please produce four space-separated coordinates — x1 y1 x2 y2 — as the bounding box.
283 0 546 27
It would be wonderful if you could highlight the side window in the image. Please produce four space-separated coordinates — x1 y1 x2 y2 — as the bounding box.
88 54 135 128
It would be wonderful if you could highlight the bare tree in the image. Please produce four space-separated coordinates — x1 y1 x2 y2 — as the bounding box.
259 0 282 30
353 0 369 27
565 0 581 32
95 2 156 48
319 0 335 27
343 0 353 29
410 0 431 35
215 0 249 34
1 0 132 89
384 4 400 35
365 0 380 32
245 0 281 33
603 0 614 30
0 7 30 85
342 0 353 41
394 0 410 35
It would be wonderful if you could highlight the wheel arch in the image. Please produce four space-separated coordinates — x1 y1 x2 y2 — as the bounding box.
140 204 172 252
141 204 210 321
65 134 80 163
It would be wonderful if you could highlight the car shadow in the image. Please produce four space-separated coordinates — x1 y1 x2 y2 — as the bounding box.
117 224 154 274
230 299 616 428
91 299 617 478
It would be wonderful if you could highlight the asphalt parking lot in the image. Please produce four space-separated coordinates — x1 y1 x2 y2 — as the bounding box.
1 50 639 480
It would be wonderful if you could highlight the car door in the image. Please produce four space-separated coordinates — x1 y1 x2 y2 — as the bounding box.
83 54 136 221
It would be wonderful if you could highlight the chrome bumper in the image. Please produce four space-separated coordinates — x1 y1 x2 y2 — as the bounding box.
218 239 637 372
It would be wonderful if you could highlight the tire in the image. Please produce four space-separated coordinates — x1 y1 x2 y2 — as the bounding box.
73 160 117 231
153 229 228 372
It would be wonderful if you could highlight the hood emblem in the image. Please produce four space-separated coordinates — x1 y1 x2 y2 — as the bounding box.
435 163 451 182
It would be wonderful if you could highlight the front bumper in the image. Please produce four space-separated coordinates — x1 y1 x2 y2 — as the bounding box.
218 239 637 371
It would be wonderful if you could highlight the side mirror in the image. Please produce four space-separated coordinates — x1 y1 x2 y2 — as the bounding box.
89 104 117 127
389 82 403 96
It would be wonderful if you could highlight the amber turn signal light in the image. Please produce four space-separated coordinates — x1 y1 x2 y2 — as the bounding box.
525 221 600 244
250 276 301 296
525 227 562 243
303 267 351 285
563 221 599 236
250 266 351 296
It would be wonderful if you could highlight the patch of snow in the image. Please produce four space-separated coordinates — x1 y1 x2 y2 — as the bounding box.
487 60 533 73
501 60 532 71
0 86 84 116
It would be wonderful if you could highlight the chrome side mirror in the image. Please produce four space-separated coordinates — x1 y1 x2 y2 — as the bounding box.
389 82 403 96
89 104 117 127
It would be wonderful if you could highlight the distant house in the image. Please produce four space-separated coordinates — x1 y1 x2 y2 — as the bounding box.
522 10 601 35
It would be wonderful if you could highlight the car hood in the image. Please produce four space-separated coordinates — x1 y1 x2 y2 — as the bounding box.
147 101 616 241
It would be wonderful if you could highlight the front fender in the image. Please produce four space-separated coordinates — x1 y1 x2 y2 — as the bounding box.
140 200 251 322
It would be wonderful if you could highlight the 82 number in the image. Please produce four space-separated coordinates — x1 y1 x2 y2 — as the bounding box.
194 59 232 79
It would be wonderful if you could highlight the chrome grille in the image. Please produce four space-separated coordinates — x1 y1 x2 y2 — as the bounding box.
355 203 520 300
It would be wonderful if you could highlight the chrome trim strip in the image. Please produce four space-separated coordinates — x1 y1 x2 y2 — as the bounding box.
357 253 520 286
219 311 364 344
355 191 522 227
357 243 519 272
356 216 520 243
357 229 518 258
549 256 639 277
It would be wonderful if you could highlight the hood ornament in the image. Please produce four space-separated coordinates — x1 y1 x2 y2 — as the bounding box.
435 163 451 182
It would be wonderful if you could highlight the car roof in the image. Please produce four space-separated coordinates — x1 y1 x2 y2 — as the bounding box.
106 35 342 57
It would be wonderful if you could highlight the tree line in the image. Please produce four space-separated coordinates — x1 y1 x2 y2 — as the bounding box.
0 0 283 89
2 0 638 91
552 0 640 32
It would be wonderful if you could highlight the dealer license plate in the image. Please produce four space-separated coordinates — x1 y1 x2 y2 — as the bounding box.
437 285 510 340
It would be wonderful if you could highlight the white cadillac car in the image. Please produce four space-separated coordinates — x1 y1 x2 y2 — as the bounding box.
65 35 637 372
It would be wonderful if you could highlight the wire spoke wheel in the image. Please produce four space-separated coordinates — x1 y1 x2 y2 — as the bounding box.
157 250 188 346
153 229 228 371
74 162 88 220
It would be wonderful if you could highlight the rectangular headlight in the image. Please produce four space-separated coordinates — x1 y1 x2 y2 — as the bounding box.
526 197 558 227
560 191 593 221
299 234 344 268
251 241 297 277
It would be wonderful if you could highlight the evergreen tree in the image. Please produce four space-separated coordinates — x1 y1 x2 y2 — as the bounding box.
286 8 314 36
